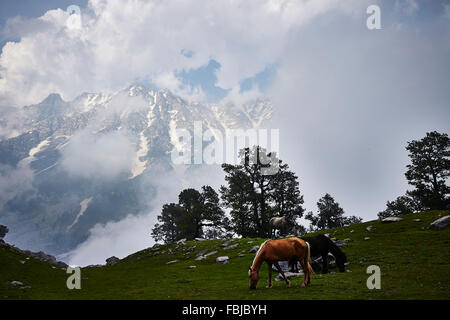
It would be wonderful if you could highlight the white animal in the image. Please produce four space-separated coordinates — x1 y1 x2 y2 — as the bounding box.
269 216 287 238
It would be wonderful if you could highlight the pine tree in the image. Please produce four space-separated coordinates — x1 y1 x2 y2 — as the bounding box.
151 186 227 243
306 193 362 231
405 131 450 210
220 146 305 237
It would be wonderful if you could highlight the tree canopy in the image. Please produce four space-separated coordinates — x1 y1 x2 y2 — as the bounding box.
220 146 305 237
151 186 229 243
305 193 362 231
378 131 449 218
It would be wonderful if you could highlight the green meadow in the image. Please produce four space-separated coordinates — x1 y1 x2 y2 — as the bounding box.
1 210 449 300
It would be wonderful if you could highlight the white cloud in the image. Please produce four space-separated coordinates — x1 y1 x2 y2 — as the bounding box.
444 4 450 19
0 0 365 107
60 129 135 179
267 7 450 220
66 164 224 266
394 0 419 15
0 163 34 210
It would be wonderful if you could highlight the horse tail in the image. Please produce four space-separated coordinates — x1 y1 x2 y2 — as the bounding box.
305 241 315 275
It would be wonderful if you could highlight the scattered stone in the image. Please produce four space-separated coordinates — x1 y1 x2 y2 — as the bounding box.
19 286 31 290
247 241 253 244
216 256 229 263
195 250 218 261
194 238 206 241
366 226 373 232
249 246 259 253
429 215 450 230
186 246 196 253
221 241 231 247
223 260 229 264
238 254 246 257
275 272 302 282
330 237 336 241
346 270 352 273
350 230 354 233
271 261 291 272
106 256 120 266
177 238 187 245
223 244 238 250
11 281 23 286
364 237 370 240
324 233 330 238
166 260 178 265
196 249 208 257
413 219 421 222
188 265 197 269
334 240 347 248
19 260 25 264
382 217 403 223
344 238 351 242
204 251 217 257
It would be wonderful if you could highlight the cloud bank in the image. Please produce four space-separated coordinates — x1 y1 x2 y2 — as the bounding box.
60 129 135 180
0 0 366 107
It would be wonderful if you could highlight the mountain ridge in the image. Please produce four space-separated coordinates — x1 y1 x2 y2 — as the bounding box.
0 85 273 258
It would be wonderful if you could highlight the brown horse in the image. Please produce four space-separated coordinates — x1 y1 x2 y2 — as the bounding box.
248 238 314 289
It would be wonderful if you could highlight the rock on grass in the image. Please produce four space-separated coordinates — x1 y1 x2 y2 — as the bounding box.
381 217 403 223
429 215 450 230
216 256 229 263
249 246 259 253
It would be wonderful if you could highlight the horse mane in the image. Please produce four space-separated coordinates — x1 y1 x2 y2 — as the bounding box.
252 240 269 267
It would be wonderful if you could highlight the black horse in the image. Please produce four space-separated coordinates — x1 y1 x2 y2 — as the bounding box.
289 234 347 273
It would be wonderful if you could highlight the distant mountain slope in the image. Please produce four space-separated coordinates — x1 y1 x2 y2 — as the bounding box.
0 85 272 256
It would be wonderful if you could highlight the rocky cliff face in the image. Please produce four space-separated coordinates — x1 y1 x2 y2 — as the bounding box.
0 85 272 256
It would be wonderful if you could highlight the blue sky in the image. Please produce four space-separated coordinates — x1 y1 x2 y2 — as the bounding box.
0 0 88 50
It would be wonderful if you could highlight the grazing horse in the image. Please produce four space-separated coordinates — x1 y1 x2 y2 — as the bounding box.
248 238 314 289
289 234 347 273
269 216 287 238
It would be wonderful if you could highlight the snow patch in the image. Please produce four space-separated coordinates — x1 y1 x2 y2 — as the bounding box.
129 131 148 179
19 139 50 167
67 197 93 231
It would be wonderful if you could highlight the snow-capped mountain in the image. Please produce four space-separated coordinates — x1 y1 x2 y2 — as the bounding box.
0 85 272 256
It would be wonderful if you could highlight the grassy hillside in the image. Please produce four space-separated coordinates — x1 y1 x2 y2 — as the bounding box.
1 210 449 300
